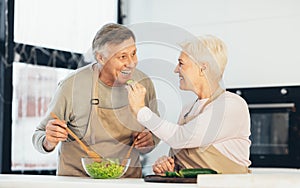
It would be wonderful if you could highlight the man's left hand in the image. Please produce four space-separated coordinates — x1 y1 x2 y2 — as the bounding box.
133 129 155 153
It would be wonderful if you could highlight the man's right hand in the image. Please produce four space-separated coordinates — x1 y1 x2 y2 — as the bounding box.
152 156 175 175
43 119 68 151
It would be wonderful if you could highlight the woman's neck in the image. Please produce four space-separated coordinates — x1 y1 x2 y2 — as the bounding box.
196 84 222 100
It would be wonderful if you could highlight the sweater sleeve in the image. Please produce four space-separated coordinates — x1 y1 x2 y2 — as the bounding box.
139 74 161 146
137 94 250 149
137 107 212 149
32 80 70 154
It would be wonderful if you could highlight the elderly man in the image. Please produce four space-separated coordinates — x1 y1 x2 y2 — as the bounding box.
32 23 160 178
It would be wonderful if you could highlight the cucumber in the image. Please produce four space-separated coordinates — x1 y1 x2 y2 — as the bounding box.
179 168 218 178
165 168 218 178
165 171 181 177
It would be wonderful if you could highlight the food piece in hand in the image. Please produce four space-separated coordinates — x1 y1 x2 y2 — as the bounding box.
126 79 134 85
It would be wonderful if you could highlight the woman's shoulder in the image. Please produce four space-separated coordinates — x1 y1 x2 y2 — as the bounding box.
224 91 248 108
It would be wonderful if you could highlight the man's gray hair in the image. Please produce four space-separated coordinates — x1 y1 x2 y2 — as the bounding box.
92 23 136 58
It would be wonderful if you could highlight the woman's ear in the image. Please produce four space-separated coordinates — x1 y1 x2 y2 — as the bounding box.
198 62 208 77
200 62 208 71
197 65 205 77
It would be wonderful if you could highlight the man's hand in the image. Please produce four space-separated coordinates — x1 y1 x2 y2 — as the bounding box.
152 156 175 175
133 129 155 153
43 119 68 151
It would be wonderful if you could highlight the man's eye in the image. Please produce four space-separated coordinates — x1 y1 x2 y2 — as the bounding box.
131 51 136 57
120 55 127 59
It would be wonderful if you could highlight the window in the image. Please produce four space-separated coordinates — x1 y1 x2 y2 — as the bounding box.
11 0 118 173
12 62 73 171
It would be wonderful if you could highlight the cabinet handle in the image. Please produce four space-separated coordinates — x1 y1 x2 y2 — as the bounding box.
248 103 295 109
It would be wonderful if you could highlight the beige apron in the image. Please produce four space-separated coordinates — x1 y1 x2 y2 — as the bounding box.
57 64 143 177
170 146 249 174
170 90 250 174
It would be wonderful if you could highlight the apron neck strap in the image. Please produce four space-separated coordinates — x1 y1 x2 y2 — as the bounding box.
91 63 100 105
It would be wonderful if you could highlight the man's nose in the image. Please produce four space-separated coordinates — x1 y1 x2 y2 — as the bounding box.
126 56 137 68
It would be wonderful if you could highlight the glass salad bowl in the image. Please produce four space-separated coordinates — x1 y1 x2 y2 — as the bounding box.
81 157 131 179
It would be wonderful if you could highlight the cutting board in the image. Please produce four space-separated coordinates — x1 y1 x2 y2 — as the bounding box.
144 175 196 183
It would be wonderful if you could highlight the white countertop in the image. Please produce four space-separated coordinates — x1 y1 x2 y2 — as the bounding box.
197 168 300 187
0 168 299 188
0 174 197 188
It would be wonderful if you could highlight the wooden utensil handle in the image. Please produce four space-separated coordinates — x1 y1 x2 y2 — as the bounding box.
125 137 138 159
65 127 89 152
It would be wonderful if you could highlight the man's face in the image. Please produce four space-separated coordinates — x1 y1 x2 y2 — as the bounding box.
98 37 137 86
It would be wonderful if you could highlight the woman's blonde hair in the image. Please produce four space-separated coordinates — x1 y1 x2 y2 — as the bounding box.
180 35 227 81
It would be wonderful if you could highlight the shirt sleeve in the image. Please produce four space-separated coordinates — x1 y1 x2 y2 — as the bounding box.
137 95 250 149
137 107 210 149
32 80 70 154
140 76 161 146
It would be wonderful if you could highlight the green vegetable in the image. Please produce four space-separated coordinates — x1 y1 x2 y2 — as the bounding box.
179 168 218 178
126 79 134 85
165 171 181 177
165 168 218 178
86 160 125 179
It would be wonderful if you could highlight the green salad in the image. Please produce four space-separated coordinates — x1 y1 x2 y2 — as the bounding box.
86 160 125 179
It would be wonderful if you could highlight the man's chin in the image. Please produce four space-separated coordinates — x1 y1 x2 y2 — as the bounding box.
115 78 131 86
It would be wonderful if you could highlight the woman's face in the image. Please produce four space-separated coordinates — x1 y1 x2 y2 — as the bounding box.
174 52 202 91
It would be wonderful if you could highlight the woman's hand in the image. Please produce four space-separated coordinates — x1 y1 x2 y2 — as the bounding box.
152 156 175 175
127 82 146 116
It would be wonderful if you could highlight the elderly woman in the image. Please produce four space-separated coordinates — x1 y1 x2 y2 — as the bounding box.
127 35 251 174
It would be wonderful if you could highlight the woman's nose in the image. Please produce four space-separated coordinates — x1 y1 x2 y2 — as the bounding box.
174 64 180 73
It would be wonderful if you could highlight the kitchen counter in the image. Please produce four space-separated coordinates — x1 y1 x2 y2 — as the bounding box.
0 174 197 188
0 168 299 188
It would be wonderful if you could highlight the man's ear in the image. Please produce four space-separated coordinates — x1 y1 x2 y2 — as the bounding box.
96 53 105 65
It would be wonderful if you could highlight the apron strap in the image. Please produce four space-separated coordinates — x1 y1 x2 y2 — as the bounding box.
91 63 100 106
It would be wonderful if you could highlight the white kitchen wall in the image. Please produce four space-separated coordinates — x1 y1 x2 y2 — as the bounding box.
124 0 300 88
123 0 300 175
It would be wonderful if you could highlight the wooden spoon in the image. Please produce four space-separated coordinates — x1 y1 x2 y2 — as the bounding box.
121 136 139 166
50 112 102 162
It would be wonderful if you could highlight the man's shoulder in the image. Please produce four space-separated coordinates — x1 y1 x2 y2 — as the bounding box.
133 69 155 89
133 69 148 78
59 63 94 86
